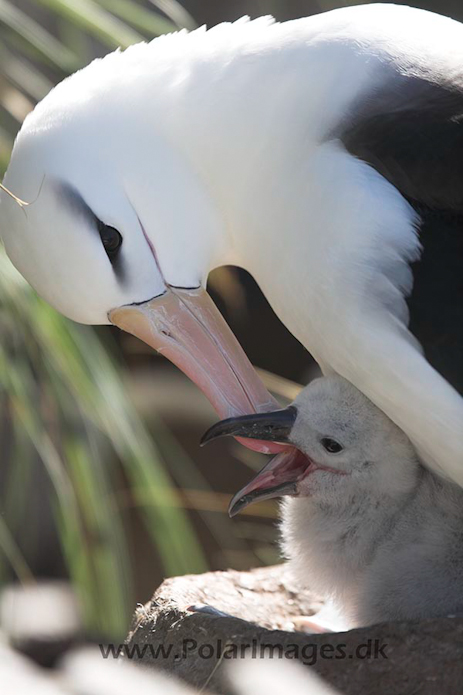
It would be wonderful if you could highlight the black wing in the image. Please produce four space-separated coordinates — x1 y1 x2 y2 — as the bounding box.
340 72 463 394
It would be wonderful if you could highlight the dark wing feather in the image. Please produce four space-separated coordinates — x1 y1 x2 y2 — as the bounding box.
340 74 463 393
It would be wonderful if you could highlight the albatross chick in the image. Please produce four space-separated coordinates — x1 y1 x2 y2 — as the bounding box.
202 376 463 626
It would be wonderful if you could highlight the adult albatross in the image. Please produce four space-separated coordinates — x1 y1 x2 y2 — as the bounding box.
1 4 462 479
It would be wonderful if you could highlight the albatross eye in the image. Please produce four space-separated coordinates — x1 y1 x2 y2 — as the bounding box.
98 221 123 260
321 437 343 454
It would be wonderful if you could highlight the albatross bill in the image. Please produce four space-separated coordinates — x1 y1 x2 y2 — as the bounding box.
110 286 285 454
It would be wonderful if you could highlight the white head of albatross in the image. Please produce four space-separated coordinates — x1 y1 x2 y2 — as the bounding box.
1 4 463 475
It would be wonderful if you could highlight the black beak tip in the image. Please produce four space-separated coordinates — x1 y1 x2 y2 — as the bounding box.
228 496 245 518
200 418 240 447
199 427 219 447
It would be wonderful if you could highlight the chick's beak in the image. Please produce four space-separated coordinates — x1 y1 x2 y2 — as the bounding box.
200 406 313 517
109 287 285 454
200 406 297 446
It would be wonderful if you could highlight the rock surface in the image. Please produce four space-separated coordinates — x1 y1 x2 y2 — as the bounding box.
126 564 463 694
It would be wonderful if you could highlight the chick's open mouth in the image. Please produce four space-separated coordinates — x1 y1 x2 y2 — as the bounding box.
228 448 316 517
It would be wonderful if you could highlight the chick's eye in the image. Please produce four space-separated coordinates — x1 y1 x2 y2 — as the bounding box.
98 221 123 259
321 437 343 454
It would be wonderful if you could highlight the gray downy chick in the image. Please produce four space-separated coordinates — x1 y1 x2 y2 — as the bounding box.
202 375 463 627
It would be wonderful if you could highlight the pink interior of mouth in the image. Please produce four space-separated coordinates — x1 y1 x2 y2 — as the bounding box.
237 448 315 499
271 449 315 484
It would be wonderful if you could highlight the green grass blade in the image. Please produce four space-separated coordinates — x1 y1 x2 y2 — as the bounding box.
64 432 132 637
0 514 34 584
98 0 177 37
0 0 79 72
35 0 144 49
148 0 197 30
56 18 92 63
0 45 53 101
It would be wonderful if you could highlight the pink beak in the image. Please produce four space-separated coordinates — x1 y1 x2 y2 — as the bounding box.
109 286 286 454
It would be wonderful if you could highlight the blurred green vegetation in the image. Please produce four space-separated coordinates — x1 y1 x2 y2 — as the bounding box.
0 240 214 638
0 0 206 639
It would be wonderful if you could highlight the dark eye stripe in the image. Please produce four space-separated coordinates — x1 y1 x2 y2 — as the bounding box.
58 182 95 224
57 180 126 283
